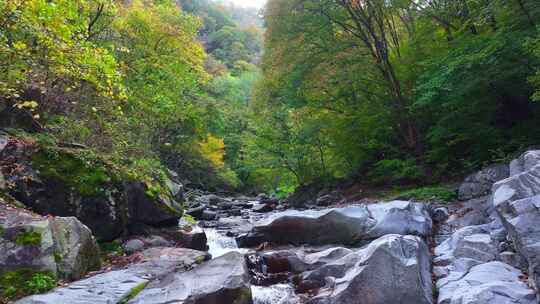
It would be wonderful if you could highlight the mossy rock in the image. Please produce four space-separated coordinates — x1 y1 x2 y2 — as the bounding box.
31 146 120 197
15 231 42 246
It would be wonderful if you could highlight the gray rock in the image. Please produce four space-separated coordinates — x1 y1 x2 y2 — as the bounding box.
432 207 450 222
499 251 526 269
0 135 183 241
307 235 432 304
458 164 509 200
173 225 208 251
509 150 540 176
17 247 209 304
252 203 274 213
238 201 432 247
492 151 540 296
186 205 206 219
49 217 101 281
434 225 498 267
202 210 218 221
130 251 252 304
165 172 184 203
0 201 100 281
123 239 145 254
437 261 536 304
124 182 183 227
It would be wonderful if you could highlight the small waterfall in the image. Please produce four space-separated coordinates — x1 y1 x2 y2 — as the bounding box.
204 228 249 258
252 284 300 304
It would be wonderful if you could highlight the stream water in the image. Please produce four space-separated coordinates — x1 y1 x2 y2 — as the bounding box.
204 227 299 304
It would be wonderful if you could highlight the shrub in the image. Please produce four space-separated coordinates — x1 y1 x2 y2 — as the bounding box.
390 186 457 203
0 270 56 300
369 159 424 184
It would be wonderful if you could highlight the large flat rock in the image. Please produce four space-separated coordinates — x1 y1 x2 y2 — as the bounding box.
237 201 432 247
130 251 252 304
16 248 209 304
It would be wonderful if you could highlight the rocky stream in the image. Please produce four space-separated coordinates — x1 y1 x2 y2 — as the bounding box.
3 131 540 304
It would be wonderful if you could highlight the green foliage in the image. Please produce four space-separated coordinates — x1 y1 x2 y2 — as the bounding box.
15 231 42 246
0 270 56 300
32 147 115 197
369 159 424 185
528 27 540 101
388 186 458 203
273 184 296 200
247 0 540 188
99 241 124 258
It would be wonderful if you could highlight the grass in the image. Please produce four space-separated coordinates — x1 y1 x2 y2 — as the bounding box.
119 282 148 304
385 185 457 203
0 270 56 301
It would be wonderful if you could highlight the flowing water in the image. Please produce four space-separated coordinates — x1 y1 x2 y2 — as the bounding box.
205 227 249 258
204 227 300 304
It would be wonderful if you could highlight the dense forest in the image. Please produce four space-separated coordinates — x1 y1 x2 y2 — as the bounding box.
0 0 262 191
248 0 540 194
1 0 540 196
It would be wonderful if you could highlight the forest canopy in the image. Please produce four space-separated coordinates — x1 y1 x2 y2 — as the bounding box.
1 0 540 195
241 0 540 192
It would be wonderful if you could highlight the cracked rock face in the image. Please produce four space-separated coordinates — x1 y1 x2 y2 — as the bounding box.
237 201 432 247
458 164 509 201
307 234 433 304
437 262 536 304
492 150 540 296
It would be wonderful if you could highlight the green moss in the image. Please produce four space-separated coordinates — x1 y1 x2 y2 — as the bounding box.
53 252 62 264
15 231 41 246
182 214 196 224
195 255 206 264
31 146 118 197
387 185 457 203
0 269 56 300
119 282 148 304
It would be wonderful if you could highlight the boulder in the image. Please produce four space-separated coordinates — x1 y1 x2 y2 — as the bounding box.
492 150 540 295
165 170 184 202
202 210 218 221
124 182 183 227
171 225 208 251
186 205 206 219
458 164 509 200
434 225 498 267
437 262 536 304
0 135 183 241
16 247 209 304
432 207 450 222
0 200 100 281
252 203 274 213
307 235 432 304
130 251 252 304
123 239 145 254
237 201 432 247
